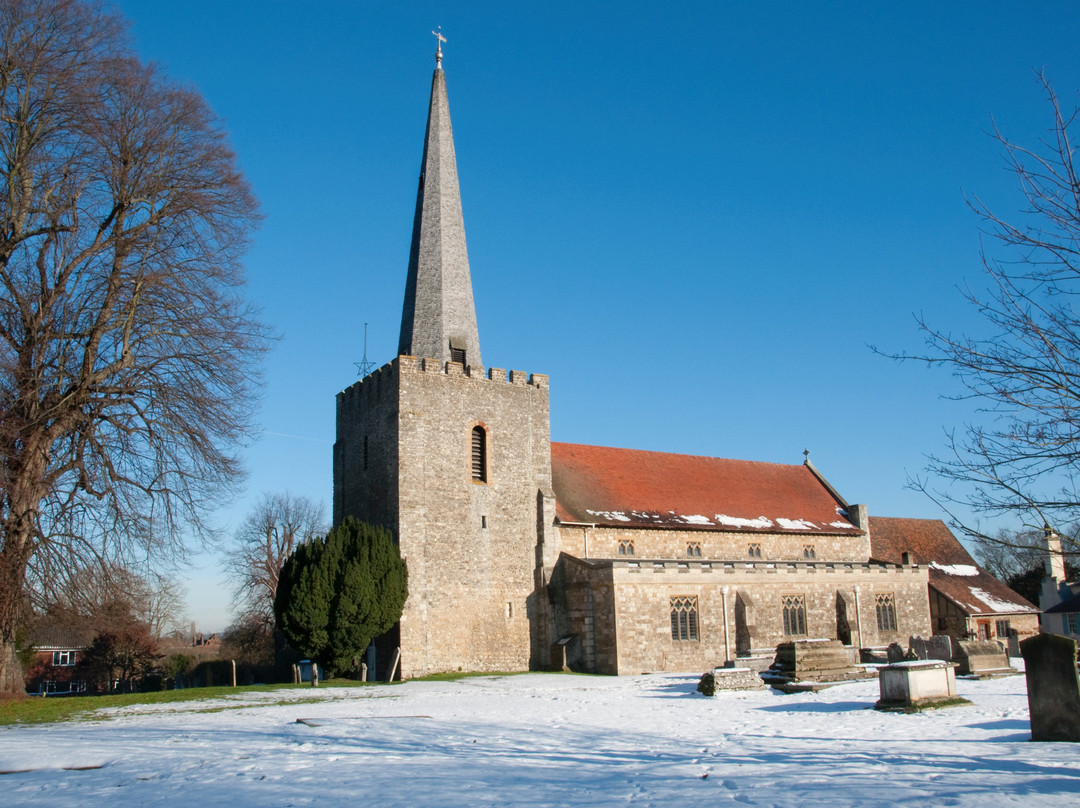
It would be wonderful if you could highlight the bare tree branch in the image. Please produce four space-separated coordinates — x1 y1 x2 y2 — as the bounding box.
883 72 1080 557
0 0 266 694
224 492 326 625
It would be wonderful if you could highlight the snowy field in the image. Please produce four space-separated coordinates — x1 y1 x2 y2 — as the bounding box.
1 670 1077 807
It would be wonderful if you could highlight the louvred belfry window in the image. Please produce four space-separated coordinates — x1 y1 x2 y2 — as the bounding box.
471 426 487 482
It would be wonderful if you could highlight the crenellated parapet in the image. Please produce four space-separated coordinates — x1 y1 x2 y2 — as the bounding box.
340 356 548 402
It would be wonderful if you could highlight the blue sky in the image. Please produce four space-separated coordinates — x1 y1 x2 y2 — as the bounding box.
111 2 1080 630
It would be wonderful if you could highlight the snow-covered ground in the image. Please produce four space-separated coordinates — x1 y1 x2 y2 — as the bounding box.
1 670 1077 807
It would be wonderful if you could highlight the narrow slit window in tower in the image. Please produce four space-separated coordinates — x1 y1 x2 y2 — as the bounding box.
471 426 487 482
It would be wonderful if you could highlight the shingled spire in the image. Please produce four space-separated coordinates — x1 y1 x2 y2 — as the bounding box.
397 34 482 368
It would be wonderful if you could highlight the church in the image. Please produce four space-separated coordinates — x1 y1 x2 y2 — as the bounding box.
333 43 1038 678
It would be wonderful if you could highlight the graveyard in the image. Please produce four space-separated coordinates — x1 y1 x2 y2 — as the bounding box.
1 657 1078 808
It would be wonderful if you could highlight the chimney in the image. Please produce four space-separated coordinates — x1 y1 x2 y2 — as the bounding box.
1040 527 1067 610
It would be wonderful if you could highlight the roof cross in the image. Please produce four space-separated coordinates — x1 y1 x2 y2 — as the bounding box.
432 26 446 66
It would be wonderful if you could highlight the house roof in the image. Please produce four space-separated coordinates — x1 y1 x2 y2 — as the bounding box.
869 516 1038 616
1044 591 1080 615
28 623 95 650
550 442 859 534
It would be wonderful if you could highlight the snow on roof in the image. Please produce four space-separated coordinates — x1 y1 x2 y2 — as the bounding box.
869 516 1038 616
552 443 859 534
930 562 979 577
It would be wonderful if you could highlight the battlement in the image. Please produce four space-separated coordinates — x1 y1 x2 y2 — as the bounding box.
340 355 548 397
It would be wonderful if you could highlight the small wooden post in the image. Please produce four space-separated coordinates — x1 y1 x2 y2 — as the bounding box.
386 647 401 682
312 662 319 687
231 659 237 687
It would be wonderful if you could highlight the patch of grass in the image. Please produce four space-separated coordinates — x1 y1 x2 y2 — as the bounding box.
874 696 974 713
407 669 588 683
0 680 369 727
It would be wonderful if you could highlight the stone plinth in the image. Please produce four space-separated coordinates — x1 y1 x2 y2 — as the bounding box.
713 667 766 691
875 660 965 711
766 639 872 691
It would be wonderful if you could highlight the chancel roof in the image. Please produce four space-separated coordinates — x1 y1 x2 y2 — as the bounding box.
869 516 1038 616
550 443 859 534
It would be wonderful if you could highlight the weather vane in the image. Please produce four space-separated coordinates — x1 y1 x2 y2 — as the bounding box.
433 26 446 66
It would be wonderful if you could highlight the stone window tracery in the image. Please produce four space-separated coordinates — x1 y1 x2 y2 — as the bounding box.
782 594 807 636
802 544 816 559
670 596 699 641
687 542 702 557
748 543 762 559
618 539 634 557
875 593 897 632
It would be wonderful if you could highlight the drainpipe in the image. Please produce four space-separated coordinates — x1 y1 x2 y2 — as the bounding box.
721 586 731 664
853 586 863 651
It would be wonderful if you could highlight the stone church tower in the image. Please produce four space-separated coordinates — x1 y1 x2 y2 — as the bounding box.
334 42 556 678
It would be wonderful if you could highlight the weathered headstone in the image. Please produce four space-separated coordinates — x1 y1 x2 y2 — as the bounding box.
908 636 929 660
887 642 906 663
1021 633 1080 742
1007 634 1021 658
927 635 952 662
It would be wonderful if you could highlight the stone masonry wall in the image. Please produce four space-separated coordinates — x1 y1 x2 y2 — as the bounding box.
334 361 401 531
394 357 552 678
558 524 871 564
590 560 928 674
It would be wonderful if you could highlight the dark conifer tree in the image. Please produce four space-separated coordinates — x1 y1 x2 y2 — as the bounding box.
274 518 407 675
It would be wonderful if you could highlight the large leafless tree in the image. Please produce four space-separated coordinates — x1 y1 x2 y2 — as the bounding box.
0 0 265 693
902 73 1080 555
225 492 326 627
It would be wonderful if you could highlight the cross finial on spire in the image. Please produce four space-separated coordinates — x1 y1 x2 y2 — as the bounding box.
803 448 811 464
432 26 446 68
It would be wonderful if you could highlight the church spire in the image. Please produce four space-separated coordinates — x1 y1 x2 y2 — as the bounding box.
397 32 482 368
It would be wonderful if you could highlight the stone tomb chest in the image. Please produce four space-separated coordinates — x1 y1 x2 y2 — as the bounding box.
875 660 964 711
952 639 1014 677
766 639 871 691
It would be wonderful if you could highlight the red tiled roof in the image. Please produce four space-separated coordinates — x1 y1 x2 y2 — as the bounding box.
550 442 859 534
869 516 1038 616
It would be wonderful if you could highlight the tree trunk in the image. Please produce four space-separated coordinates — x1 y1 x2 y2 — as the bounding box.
0 640 24 696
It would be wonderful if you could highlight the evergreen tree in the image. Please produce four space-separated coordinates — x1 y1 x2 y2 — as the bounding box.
274 518 407 675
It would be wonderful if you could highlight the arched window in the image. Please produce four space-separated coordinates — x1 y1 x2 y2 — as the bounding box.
471 426 487 482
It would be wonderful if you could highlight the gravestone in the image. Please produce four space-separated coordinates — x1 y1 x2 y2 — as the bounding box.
908 636 929 660
927 635 953 662
887 642 906 663
1021 633 1080 742
1007 634 1021 658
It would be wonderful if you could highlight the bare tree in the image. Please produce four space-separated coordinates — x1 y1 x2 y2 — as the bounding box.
35 561 186 639
225 492 326 626
0 0 265 693
896 73 1080 555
